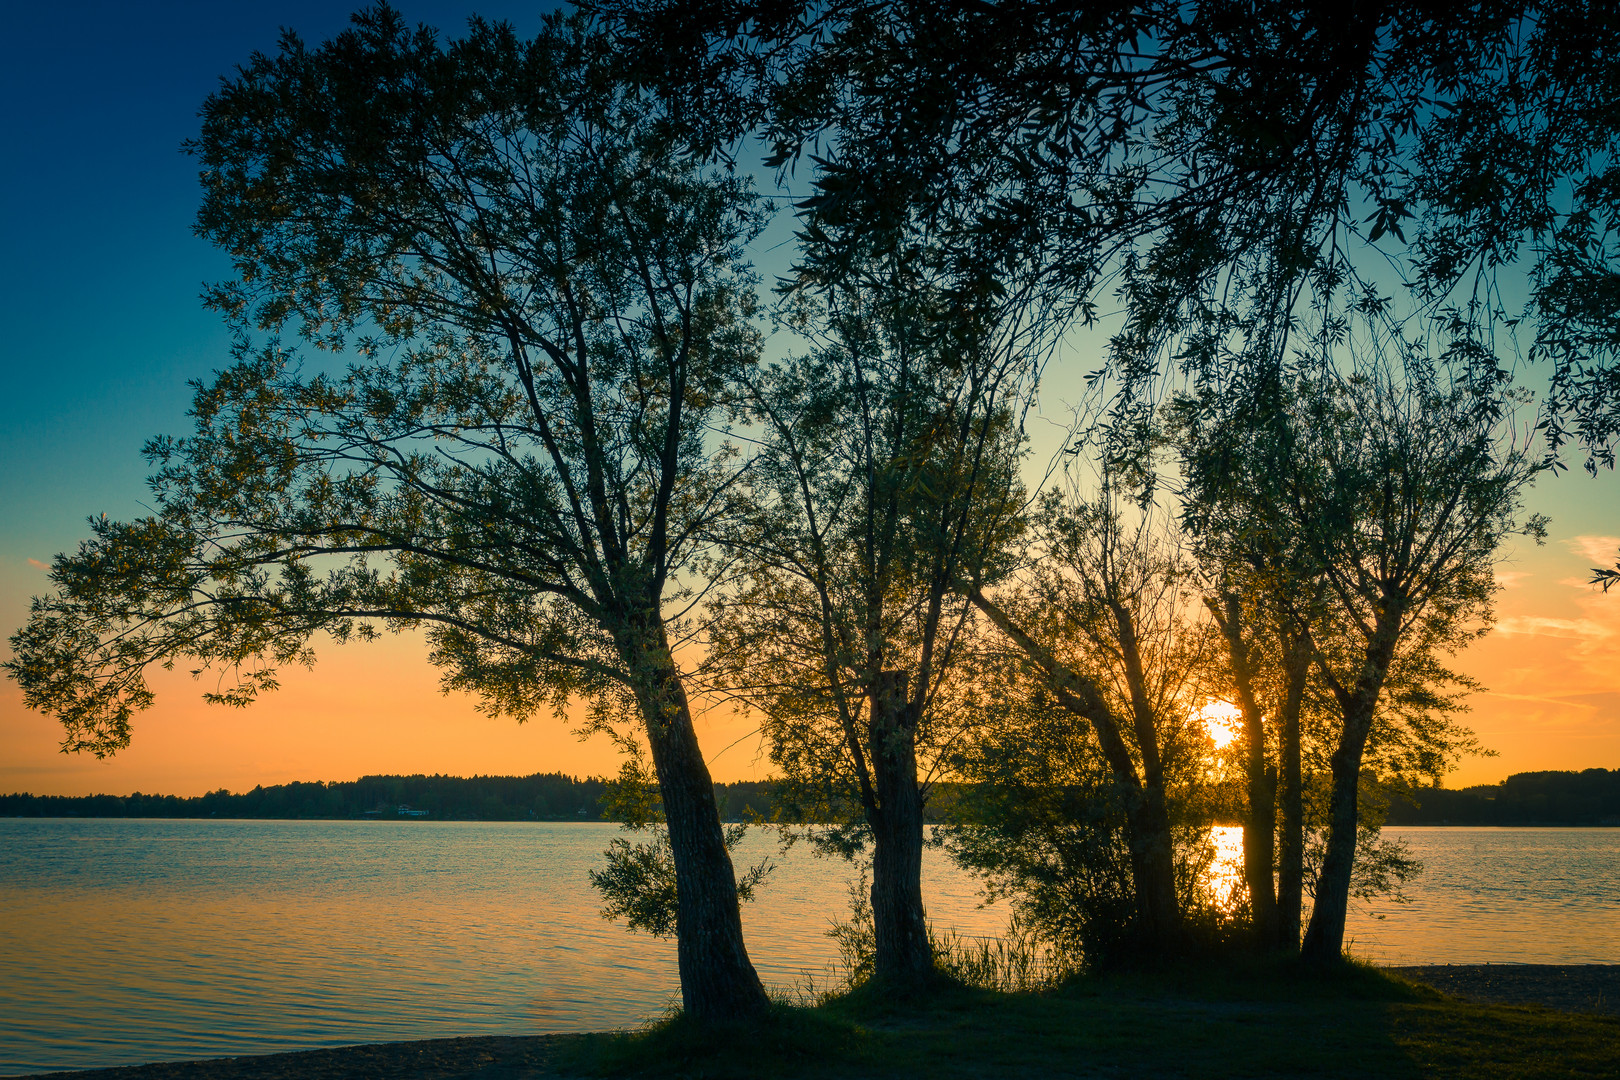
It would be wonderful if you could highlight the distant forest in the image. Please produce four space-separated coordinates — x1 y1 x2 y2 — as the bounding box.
1387 770 1620 826
0 773 766 823
4 769 1617 825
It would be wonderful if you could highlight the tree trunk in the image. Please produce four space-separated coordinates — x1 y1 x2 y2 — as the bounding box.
1124 782 1181 957
625 617 769 1022
1210 596 1277 949
867 669 932 988
1275 634 1310 953
1242 738 1278 948
1302 612 1399 966
1300 698 1376 964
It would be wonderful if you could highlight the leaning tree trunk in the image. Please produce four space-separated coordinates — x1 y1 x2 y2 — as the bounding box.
1302 619 1398 965
960 584 1180 958
1300 697 1378 964
867 670 932 988
624 615 769 1022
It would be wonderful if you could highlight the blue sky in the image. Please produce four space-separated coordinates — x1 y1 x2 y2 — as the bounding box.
0 2 558 569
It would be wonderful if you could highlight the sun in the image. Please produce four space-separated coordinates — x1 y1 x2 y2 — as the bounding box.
1195 700 1243 750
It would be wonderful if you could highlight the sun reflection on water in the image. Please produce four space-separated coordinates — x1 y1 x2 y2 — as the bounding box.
1198 825 1247 912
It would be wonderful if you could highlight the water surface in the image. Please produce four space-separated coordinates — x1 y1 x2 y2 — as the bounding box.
1344 827 1620 966
0 819 1001 1074
2 820 1615 1075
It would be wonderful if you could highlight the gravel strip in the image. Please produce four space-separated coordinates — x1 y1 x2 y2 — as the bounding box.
1389 964 1620 1016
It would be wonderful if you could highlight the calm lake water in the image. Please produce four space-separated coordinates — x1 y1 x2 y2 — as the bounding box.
1 820 1615 1075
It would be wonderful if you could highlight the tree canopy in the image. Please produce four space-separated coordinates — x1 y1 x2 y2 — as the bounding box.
6 5 774 1022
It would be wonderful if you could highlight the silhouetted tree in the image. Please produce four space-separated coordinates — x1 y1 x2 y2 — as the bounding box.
1173 352 1545 962
960 486 1222 959
5 7 772 1022
708 261 1033 988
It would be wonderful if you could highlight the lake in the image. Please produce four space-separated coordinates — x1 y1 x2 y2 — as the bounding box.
1 820 1615 1075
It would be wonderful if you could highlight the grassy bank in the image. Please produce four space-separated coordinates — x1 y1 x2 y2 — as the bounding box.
20 965 1618 1079
577 964 1618 1080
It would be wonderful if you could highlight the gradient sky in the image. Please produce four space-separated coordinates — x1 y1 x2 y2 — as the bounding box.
2 2 1617 797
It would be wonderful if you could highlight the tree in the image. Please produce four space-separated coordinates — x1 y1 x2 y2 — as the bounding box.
1179 448 1329 954
603 1 1620 469
5 7 772 1022
708 263 1033 988
1592 557 1620 593
1173 354 1544 962
960 486 1222 959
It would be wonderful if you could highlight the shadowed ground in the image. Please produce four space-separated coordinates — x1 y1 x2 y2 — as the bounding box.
10 965 1618 1080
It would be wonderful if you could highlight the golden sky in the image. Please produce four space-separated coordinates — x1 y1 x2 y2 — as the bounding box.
3 516 1615 796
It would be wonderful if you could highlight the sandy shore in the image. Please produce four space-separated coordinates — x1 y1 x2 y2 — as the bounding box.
10 965 1618 1079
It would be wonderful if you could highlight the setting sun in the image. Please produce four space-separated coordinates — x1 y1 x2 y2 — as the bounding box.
1196 700 1243 750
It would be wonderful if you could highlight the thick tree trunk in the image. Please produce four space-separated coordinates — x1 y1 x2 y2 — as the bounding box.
1124 782 1181 956
624 617 769 1023
867 670 932 988
1275 636 1309 953
1300 698 1377 964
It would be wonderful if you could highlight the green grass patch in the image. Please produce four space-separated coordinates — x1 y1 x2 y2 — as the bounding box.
561 964 1620 1079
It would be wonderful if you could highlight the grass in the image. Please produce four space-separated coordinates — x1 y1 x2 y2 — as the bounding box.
561 962 1620 1079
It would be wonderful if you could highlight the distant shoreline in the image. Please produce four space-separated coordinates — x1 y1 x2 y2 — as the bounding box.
4 814 1619 828
3 767 1618 827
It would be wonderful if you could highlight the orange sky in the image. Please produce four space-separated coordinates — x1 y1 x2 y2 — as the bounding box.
1446 529 1620 786
3 505 1616 797
0 622 769 797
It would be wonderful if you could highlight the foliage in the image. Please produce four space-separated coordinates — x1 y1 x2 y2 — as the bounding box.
6 8 767 752
941 633 1225 970
820 868 1069 994
1592 554 1620 593
590 756 773 938
609 2 1620 469
822 872 877 988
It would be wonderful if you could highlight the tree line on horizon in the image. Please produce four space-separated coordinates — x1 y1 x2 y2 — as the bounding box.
4 768 1617 826
6 1 1619 1023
